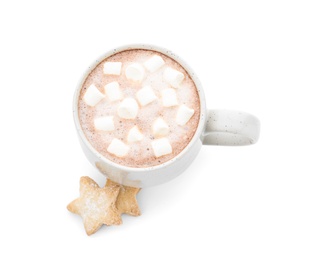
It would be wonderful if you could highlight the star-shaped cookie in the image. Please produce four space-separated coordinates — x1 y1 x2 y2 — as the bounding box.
67 176 122 235
106 179 141 216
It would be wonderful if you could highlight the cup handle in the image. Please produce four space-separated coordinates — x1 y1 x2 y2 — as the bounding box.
202 110 260 146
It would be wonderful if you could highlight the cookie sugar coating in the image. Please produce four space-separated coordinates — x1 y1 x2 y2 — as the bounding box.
67 176 122 235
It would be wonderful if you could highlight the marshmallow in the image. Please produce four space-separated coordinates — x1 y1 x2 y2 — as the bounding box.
103 62 122 75
94 116 114 131
151 138 172 157
161 88 178 107
117 98 139 119
144 55 165 72
104 81 123 101
152 117 169 137
136 86 157 106
83 84 105 106
163 67 184 88
127 126 143 143
125 63 145 82
107 138 130 157
176 105 195 126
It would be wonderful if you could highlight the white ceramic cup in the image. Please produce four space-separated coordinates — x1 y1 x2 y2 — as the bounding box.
73 44 260 188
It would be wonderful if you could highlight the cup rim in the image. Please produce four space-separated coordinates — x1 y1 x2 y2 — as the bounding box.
73 44 207 172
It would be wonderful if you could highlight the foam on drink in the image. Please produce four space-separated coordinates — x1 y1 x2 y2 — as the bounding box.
78 49 200 168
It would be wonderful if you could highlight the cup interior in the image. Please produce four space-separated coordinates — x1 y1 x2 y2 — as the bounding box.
73 44 207 172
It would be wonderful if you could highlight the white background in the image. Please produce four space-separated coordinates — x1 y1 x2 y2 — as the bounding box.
0 0 312 259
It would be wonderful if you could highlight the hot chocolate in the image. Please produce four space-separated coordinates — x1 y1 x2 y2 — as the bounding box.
78 49 200 168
